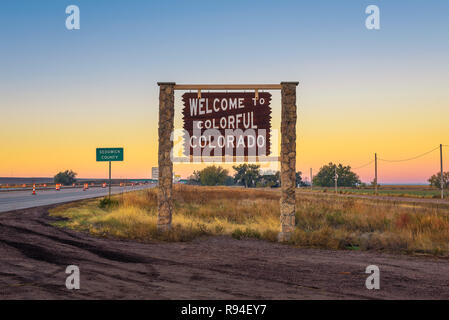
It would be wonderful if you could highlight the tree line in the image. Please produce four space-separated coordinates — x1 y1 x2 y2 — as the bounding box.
52 165 449 189
187 162 449 189
188 163 353 188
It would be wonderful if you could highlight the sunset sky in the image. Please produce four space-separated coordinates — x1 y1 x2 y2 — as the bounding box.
1 0 448 183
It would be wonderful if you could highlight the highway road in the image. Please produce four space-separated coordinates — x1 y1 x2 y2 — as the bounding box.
0 184 155 213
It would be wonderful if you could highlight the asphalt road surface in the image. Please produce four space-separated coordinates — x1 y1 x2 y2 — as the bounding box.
0 184 155 213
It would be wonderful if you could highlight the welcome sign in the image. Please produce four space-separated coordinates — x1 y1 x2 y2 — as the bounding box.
182 92 272 157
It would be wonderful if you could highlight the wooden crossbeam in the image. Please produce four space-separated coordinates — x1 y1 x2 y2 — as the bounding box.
173 84 282 90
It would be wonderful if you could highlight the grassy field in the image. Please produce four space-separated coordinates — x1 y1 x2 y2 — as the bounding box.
50 185 449 256
301 185 446 198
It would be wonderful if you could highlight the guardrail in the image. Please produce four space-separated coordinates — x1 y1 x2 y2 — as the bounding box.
0 182 154 192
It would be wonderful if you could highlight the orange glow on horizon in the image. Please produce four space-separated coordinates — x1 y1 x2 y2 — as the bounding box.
1 86 448 183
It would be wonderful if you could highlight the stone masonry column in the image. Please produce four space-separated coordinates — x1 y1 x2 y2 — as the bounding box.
278 82 299 242
157 82 175 231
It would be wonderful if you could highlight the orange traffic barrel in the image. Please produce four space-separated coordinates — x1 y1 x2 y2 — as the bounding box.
32 184 36 195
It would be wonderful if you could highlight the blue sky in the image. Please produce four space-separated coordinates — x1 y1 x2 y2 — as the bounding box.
1 0 448 183
2 0 448 85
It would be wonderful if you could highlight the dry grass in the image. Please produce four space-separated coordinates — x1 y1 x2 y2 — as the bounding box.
292 193 449 255
50 185 449 256
301 185 446 199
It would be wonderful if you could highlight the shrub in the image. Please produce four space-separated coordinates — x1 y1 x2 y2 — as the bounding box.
99 197 119 209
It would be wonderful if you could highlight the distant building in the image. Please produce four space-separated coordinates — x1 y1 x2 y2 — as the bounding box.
151 167 159 180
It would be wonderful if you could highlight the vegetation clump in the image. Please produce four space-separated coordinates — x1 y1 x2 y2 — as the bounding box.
54 169 77 185
98 198 119 209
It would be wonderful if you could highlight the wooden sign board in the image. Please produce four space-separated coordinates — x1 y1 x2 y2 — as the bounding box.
182 92 271 157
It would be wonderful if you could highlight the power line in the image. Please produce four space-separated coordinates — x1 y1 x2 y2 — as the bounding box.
352 160 374 170
379 146 439 163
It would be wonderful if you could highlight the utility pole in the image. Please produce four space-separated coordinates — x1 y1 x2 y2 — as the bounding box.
375 153 378 195
109 161 111 199
310 168 313 190
335 166 338 194
440 144 444 200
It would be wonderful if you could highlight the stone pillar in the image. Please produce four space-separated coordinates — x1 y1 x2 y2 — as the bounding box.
157 82 175 231
278 82 298 242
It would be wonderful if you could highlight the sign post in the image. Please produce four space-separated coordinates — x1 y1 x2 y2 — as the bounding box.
157 82 298 242
109 160 111 198
96 147 124 199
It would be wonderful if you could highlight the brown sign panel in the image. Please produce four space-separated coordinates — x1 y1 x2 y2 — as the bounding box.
182 92 271 157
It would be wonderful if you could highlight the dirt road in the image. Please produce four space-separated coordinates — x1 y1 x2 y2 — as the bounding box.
1 204 449 299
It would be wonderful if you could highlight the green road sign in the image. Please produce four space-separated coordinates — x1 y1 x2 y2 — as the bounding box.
96 148 124 162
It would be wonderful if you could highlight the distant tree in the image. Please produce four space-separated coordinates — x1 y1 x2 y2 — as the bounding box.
54 170 77 185
274 171 280 186
196 165 230 186
224 175 235 186
428 172 449 189
296 171 308 187
313 163 361 187
187 170 201 185
259 171 280 188
232 164 261 188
